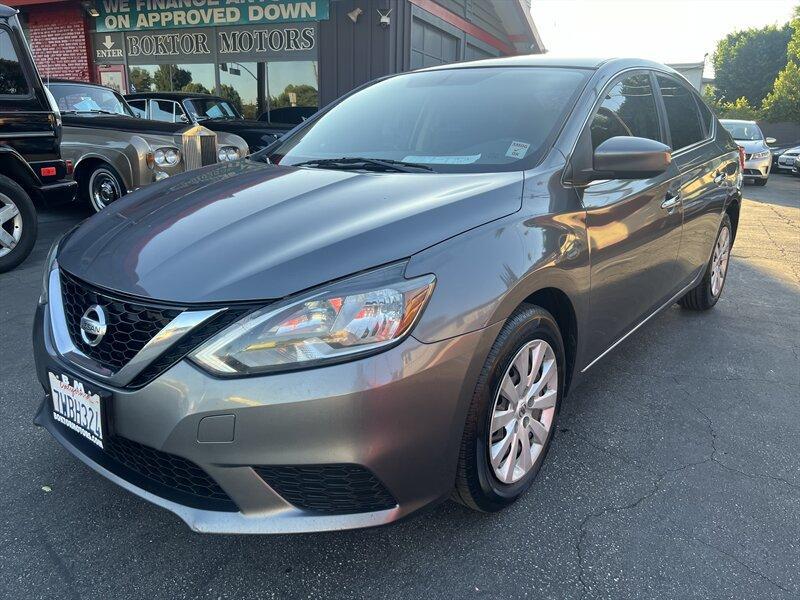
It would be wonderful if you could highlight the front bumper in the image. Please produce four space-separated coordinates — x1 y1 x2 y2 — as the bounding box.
776 155 799 171
33 300 499 533
34 180 78 207
743 155 771 179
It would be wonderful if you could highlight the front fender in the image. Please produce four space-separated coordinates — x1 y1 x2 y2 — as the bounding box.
405 165 590 352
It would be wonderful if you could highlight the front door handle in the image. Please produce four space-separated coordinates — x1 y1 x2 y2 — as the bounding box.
661 192 681 211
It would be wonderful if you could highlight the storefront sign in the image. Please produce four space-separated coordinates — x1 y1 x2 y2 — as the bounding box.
96 0 329 33
91 23 316 64
92 32 125 62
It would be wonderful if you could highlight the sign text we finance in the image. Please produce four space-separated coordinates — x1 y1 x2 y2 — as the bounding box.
98 0 329 32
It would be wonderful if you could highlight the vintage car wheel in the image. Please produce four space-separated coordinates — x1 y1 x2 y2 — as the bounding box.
0 175 37 273
84 166 124 212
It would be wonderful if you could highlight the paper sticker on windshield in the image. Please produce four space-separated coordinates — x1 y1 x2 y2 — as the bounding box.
403 154 481 165
505 141 531 159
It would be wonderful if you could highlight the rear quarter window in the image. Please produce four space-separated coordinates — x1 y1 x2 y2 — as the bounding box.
0 28 29 96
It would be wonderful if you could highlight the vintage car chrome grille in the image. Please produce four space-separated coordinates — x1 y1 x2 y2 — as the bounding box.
181 124 218 170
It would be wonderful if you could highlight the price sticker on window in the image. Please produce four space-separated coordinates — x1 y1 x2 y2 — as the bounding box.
506 141 531 159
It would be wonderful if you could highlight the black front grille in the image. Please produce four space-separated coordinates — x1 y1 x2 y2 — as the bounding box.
54 419 238 512
254 464 397 515
60 271 182 372
127 307 252 389
103 435 236 510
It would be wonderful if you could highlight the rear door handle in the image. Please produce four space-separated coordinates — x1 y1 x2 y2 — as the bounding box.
661 192 681 211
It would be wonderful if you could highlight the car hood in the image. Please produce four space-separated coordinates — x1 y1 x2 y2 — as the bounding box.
61 114 187 135
58 160 523 303
734 139 769 153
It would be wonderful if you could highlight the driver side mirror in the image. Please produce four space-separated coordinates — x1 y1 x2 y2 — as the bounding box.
591 136 672 181
766 137 777 145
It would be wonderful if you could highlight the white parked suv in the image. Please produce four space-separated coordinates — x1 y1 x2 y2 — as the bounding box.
720 119 774 186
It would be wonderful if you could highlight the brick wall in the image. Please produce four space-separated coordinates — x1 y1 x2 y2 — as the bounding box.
25 2 91 82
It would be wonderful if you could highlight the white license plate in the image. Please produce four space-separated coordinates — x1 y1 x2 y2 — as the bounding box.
49 372 104 448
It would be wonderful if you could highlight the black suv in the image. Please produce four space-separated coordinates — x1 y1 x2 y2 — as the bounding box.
0 5 76 272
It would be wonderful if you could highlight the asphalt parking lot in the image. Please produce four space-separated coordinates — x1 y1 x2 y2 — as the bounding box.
1 173 798 600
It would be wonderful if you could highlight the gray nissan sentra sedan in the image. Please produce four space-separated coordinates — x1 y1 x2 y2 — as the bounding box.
32 56 741 534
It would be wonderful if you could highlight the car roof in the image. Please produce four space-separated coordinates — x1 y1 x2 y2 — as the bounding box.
126 91 223 101
719 119 758 125
419 55 680 74
46 79 116 90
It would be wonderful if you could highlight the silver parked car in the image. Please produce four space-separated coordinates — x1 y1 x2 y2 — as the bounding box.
34 57 741 534
720 119 774 186
47 81 249 212
775 145 800 173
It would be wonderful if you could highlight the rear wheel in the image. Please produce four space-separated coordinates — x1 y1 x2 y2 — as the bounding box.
453 305 564 512
0 177 37 273
679 214 732 311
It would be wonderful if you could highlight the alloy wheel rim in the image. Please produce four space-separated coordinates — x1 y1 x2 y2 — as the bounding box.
489 339 558 484
0 193 23 259
91 170 121 211
710 225 731 297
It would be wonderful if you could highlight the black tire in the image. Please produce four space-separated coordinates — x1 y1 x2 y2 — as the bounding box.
79 164 125 213
679 213 733 311
754 177 768 186
0 175 37 273
453 305 565 512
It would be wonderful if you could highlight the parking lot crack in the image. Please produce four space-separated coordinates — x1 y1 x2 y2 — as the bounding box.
694 407 800 493
666 516 795 595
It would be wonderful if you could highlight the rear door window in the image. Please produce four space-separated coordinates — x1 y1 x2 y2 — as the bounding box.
0 28 29 95
149 99 183 123
590 73 661 150
128 99 147 118
657 75 705 151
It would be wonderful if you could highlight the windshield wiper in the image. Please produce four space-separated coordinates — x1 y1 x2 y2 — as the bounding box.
293 157 434 173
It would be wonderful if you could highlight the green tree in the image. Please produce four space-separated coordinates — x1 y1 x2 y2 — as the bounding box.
153 64 192 91
271 84 319 109
128 67 153 93
712 23 792 106
181 82 210 94
762 6 800 122
218 84 243 113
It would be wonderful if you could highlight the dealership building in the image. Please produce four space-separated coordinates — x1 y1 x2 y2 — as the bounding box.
8 0 543 120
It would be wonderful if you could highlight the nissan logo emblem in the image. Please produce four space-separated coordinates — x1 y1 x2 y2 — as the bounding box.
80 304 107 347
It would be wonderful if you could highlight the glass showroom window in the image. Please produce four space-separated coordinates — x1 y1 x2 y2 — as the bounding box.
128 64 216 94
219 61 259 118
264 60 319 125
217 60 319 122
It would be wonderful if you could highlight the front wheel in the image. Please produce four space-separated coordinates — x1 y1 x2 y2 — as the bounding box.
754 177 768 186
453 305 565 512
679 214 732 311
0 176 37 273
81 165 124 212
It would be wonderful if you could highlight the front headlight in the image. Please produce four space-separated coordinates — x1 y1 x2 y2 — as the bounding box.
218 146 240 162
751 150 770 160
154 147 181 166
39 236 62 305
191 264 435 376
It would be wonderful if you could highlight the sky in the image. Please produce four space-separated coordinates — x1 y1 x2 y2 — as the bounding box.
531 0 797 74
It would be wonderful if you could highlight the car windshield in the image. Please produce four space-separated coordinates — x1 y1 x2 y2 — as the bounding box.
48 83 133 116
268 67 590 173
186 98 242 120
721 121 763 141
